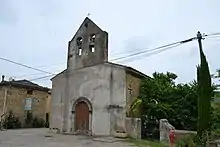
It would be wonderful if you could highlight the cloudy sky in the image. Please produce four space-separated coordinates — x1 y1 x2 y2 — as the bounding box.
0 0 220 88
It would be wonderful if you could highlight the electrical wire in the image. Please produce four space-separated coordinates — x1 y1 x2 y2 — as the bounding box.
34 62 67 68
110 42 179 61
15 72 53 78
26 34 210 70
110 37 197 62
29 38 194 81
29 74 55 81
3 32 220 82
0 57 55 75
14 69 64 78
117 44 183 64
204 32 220 37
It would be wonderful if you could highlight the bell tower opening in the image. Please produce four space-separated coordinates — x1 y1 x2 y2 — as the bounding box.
67 17 108 70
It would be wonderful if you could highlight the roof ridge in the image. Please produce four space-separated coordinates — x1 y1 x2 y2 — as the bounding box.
0 79 50 91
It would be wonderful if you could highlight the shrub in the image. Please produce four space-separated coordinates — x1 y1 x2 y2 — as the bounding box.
32 117 45 128
3 110 21 129
176 135 196 147
24 111 33 127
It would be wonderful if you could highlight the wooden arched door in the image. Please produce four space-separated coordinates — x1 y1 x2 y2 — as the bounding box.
75 101 89 133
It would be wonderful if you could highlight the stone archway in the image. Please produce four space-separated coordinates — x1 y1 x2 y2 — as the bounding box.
71 97 92 134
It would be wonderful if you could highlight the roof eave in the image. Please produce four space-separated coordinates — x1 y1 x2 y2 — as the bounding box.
51 69 67 81
125 67 151 79
0 81 50 92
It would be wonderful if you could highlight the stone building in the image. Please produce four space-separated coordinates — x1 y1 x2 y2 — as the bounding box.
51 17 149 137
0 76 51 127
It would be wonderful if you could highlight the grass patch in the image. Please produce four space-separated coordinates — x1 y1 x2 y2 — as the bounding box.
215 92 220 98
125 138 168 147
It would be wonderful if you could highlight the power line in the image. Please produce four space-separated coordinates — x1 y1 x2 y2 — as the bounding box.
14 72 52 78
110 37 197 62
29 74 55 81
204 32 220 37
5 32 220 82
14 69 63 78
30 39 192 81
117 44 183 64
24 33 220 69
29 45 179 82
0 57 55 75
34 62 67 68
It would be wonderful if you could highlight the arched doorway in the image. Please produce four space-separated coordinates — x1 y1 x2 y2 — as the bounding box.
75 101 89 133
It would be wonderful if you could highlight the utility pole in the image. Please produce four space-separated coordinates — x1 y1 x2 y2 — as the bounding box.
197 31 204 56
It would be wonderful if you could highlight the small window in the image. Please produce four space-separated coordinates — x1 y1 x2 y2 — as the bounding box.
76 37 83 45
24 98 32 110
90 34 96 42
27 90 33 95
79 48 82 55
89 45 95 53
77 37 83 56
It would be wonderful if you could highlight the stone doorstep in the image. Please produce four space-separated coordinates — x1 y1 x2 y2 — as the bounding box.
60 132 126 143
61 130 94 137
92 137 116 143
50 129 127 143
114 132 128 139
92 137 125 143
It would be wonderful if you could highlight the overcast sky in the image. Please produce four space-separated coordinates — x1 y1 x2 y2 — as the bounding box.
0 0 220 88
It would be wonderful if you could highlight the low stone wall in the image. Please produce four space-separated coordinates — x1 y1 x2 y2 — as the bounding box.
174 130 197 141
159 119 196 142
208 141 219 147
125 117 141 139
159 119 175 142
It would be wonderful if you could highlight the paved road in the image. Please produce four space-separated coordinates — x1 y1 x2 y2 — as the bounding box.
0 129 133 147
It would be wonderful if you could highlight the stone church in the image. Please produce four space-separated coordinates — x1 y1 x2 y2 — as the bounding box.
50 17 148 137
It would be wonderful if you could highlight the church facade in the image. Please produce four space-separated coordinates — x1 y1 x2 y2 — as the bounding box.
50 17 148 136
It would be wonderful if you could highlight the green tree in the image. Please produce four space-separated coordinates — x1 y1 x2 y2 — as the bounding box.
133 72 198 132
197 43 212 139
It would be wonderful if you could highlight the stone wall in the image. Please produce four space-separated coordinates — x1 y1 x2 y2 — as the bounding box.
125 117 141 138
125 73 141 117
159 119 196 142
0 85 50 126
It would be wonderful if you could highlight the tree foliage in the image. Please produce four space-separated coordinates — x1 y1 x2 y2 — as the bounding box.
131 69 218 141
136 72 198 130
197 40 213 141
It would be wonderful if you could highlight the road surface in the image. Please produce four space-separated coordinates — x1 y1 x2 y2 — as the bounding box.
0 129 133 147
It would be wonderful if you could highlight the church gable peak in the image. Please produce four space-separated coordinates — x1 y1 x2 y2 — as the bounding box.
70 17 103 42
67 17 108 70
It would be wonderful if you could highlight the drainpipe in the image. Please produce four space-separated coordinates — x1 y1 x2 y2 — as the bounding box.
1 88 8 130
